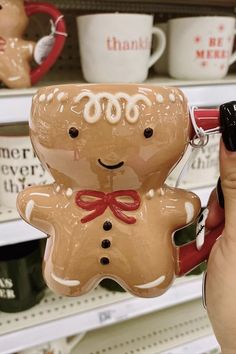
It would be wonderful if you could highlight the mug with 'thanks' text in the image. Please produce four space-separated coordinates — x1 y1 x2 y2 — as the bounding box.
77 13 166 82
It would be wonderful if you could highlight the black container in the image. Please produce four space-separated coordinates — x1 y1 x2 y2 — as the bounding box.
0 240 45 312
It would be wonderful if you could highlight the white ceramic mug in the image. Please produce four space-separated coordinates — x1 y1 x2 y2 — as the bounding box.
18 334 86 354
168 16 236 80
77 13 166 82
0 124 52 208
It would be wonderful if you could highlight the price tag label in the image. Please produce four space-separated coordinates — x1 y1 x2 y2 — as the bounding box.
98 306 128 325
98 310 114 324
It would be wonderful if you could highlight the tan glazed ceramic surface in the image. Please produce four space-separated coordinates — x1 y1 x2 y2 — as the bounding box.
0 0 35 88
17 84 201 298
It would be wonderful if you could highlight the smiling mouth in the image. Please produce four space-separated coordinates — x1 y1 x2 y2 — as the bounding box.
98 159 124 170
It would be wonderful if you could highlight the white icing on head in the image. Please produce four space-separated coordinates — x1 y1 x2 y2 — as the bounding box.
185 202 194 223
57 92 68 103
134 275 165 289
35 88 186 126
169 93 176 102
156 93 164 103
47 93 54 102
25 200 35 221
73 91 152 124
146 189 155 200
51 272 80 287
39 94 46 102
66 188 73 197
55 185 60 193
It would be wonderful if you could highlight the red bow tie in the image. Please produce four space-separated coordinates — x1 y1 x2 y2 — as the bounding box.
75 190 141 224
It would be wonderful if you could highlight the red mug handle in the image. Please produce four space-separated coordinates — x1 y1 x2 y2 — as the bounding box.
24 1 66 85
177 223 224 276
176 107 223 275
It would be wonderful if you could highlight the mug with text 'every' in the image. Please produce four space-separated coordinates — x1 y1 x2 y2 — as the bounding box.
0 123 53 209
77 13 166 82
168 16 236 80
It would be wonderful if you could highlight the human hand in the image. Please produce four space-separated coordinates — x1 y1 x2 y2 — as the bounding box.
205 102 236 354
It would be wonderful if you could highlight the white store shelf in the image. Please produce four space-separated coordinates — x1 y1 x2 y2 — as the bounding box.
0 74 236 124
0 219 46 247
70 298 220 354
0 275 203 354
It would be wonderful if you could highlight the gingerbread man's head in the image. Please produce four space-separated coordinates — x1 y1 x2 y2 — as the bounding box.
0 0 28 37
31 84 190 192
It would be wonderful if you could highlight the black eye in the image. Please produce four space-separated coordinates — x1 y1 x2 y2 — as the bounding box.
0 5 2 9
144 127 153 139
68 127 79 138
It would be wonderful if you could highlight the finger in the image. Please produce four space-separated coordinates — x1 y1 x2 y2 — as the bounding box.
205 187 224 230
219 138 236 239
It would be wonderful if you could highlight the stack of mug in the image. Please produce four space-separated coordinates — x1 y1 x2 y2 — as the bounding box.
0 123 52 313
76 13 236 83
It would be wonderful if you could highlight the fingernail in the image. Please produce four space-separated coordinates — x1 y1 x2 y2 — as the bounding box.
202 271 207 309
217 177 224 209
220 101 236 151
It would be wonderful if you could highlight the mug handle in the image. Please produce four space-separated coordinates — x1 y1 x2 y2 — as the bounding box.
177 223 224 276
228 28 236 66
24 1 67 85
66 332 87 352
148 27 166 68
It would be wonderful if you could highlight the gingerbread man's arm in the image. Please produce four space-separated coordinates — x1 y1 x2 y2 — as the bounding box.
163 187 201 230
21 39 35 60
17 184 55 235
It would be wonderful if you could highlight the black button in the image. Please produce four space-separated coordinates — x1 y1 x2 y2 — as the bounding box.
101 239 111 249
103 221 112 231
100 257 110 265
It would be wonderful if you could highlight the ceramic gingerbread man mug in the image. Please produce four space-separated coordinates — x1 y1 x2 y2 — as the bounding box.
17 84 225 298
0 0 66 89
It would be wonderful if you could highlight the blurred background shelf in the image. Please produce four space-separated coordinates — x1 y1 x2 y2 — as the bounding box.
70 298 220 354
0 275 204 354
0 219 46 247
